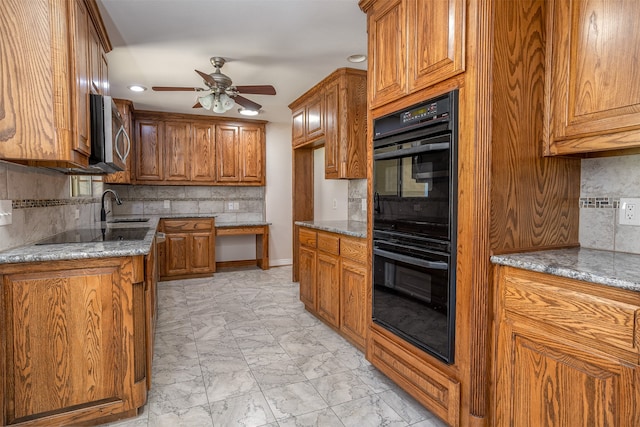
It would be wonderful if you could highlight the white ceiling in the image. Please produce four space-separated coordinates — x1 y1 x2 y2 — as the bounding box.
96 0 368 125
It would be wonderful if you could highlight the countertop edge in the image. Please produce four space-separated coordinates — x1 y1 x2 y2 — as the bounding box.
295 220 367 239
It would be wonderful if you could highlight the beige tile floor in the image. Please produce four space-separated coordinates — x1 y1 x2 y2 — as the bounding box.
104 265 446 427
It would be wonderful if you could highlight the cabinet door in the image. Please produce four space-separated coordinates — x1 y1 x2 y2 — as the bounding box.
164 233 189 276
546 0 640 154
89 25 102 94
368 0 406 109
104 99 132 184
323 80 340 178
495 327 638 427
316 252 340 328
292 107 306 147
216 125 240 182
72 0 91 156
340 258 367 348
191 122 216 182
135 120 163 181
298 245 317 309
2 266 123 422
305 94 324 141
239 125 264 183
189 232 215 274
407 0 465 92
164 121 191 181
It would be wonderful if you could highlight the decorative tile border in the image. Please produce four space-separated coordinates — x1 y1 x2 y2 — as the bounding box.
579 197 620 209
12 198 99 209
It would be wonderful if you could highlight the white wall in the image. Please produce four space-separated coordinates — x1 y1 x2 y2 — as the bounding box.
265 122 293 266
313 147 349 220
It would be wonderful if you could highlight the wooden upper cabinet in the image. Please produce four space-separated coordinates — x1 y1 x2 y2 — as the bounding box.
291 94 324 147
363 0 465 109
164 121 191 181
407 0 465 93
135 119 164 181
132 111 266 186
289 68 367 179
191 123 216 182
545 0 640 155
367 0 406 109
0 0 111 168
104 99 134 184
216 125 240 182
239 125 265 184
72 0 92 157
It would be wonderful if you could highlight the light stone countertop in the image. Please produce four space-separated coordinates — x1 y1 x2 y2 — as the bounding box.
0 214 271 265
295 220 367 239
491 247 640 292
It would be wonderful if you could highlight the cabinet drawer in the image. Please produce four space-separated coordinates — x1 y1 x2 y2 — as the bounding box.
299 228 317 248
317 232 340 255
162 219 214 232
340 237 366 264
502 271 640 355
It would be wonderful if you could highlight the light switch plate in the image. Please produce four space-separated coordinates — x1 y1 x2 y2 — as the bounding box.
0 200 13 226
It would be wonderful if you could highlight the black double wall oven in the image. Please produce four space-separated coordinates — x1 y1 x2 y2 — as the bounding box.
372 90 458 364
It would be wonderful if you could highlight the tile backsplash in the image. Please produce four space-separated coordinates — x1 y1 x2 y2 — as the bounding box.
348 179 367 222
108 184 265 223
579 154 640 254
0 161 103 251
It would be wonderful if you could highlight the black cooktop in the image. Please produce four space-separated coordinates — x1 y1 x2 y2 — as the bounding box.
35 227 150 245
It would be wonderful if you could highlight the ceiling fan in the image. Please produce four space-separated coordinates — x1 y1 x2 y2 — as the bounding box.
152 57 276 114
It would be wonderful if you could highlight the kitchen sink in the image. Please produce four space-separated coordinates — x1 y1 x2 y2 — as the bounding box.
35 227 150 245
107 217 150 223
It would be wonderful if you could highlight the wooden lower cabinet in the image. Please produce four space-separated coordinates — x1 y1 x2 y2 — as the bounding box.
297 227 367 350
159 218 215 280
0 256 151 426
493 266 640 426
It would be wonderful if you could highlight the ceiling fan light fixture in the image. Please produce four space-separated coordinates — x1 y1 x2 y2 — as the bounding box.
238 107 260 116
199 93 215 110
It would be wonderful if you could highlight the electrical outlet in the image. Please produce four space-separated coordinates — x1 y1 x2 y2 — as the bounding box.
74 208 80 220
0 200 12 226
361 199 367 212
619 198 640 226
234 201 240 210
164 200 171 209
332 199 337 210
228 202 234 210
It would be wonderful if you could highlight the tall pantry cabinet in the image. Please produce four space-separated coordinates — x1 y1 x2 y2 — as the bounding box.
359 0 581 426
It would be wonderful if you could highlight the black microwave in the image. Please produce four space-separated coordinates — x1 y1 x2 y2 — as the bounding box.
89 94 130 173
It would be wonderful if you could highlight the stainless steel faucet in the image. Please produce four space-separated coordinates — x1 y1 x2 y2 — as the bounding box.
101 189 122 222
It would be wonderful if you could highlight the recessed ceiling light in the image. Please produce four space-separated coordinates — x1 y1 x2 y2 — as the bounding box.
238 108 260 116
347 54 367 63
127 85 147 92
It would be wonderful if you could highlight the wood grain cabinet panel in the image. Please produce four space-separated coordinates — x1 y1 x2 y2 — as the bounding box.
0 257 148 426
191 123 216 182
215 124 240 182
545 0 640 155
135 119 164 181
291 108 306 147
297 227 367 349
164 121 191 181
365 0 465 109
494 266 640 426
239 125 264 183
132 111 265 186
0 0 111 169
104 99 134 184
159 218 216 280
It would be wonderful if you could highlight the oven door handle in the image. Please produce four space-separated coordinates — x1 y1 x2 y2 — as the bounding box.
374 247 448 270
374 141 450 161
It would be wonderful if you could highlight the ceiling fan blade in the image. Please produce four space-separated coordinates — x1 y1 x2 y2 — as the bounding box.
195 69 217 87
234 85 276 95
152 86 204 92
233 95 262 111
193 101 202 108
